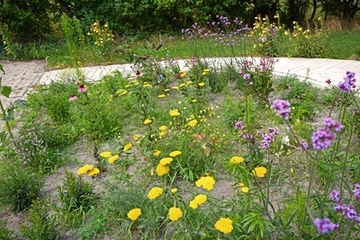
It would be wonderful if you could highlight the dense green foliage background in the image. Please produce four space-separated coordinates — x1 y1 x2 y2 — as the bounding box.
1 0 359 45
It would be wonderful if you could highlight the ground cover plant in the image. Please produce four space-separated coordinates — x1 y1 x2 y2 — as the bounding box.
0 16 360 240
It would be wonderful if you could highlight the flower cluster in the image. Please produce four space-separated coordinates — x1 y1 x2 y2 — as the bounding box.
214 217 233 234
330 185 360 224
271 99 291 120
195 176 216 191
259 127 280 148
77 164 100 176
313 217 339 234
311 118 343 150
337 71 356 93
189 194 208 209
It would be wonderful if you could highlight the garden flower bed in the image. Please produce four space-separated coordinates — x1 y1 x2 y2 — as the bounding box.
0 55 359 239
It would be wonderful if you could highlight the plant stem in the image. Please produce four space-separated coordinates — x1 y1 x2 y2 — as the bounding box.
0 100 14 138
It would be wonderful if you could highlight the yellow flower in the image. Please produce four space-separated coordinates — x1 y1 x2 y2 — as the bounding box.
123 143 133 152
172 86 179 90
147 187 164 200
187 80 192 84
198 82 205 87
144 119 152 125
168 207 183 221
77 164 94 175
239 182 245 187
153 150 161 157
159 157 173 165
230 156 244 164
192 99 197 103
159 130 167 137
158 94 166 98
164 88 170 92
169 151 182 157
171 188 178 193
120 90 127 95
100 151 112 158
77 165 100 176
133 134 141 141
241 187 250 193
214 217 233 234
179 83 186 87
127 208 141 221
169 109 180 117
195 176 216 191
108 154 119 164
179 71 187 78
202 69 210 75
189 200 199 209
194 194 207 205
156 164 170 176
159 126 167 131
252 166 267 178
188 119 198 127
86 167 100 176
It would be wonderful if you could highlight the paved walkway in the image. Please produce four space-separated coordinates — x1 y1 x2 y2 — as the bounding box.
1 57 360 108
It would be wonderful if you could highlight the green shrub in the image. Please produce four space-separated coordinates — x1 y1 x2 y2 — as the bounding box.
20 199 58 240
57 171 98 213
0 161 43 212
0 220 15 240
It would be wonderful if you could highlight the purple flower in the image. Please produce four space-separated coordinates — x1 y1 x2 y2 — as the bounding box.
234 121 245 130
311 127 336 150
329 190 340 202
353 184 360 201
69 94 77 101
243 73 251 80
78 84 87 93
323 118 344 132
326 79 331 84
313 218 339 234
260 128 279 149
342 204 357 220
271 99 291 120
338 71 356 93
231 140 237 145
299 140 309 150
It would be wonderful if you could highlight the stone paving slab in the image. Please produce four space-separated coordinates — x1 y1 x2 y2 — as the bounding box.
0 60 46 108
37 57 360 90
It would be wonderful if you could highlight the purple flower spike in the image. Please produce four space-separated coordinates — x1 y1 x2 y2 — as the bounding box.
338 71 356 93
311 127 336 150
323 118 344 132
329 190 340 202
271 99 291 120
314 217 339 234
234 121 245 130
353 184 360 201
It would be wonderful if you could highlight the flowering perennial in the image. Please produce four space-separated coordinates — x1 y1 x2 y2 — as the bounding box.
168 207 183 221
147 187 163 200
313 217 339 234
214 217 233 234
337 71 356 93
127 208 141 221
195 176 216 191
311 118 343 150
271 99 291 120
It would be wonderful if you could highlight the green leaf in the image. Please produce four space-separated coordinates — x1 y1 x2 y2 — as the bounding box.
0 64 4 74
12 99 27 108
2 108 14 121
1 86 11 98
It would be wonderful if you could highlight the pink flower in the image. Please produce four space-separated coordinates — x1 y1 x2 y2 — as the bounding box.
69 94 77 101
78 84 87 93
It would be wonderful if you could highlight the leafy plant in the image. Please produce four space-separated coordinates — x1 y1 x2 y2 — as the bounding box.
20 199 58 240
0 220 15 240
0 160 43 212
